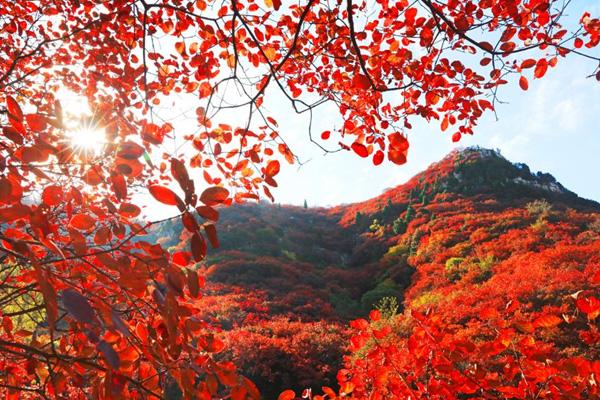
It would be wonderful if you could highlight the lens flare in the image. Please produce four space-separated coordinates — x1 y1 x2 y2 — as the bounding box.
66 119 106 156
57 88 107 157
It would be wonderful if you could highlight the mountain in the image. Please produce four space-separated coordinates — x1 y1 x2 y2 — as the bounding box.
146 147 600 397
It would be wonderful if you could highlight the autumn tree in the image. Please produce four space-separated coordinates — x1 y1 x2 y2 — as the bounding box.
0 0 599 398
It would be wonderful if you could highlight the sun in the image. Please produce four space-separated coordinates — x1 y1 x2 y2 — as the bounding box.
57 87 107 156
66 119 107 156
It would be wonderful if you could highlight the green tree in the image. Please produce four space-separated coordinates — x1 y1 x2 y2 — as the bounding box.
355 211 363 224
361 279 402 312
392 218 406 235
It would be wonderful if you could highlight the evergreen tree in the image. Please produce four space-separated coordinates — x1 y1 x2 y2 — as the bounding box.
405 204 414 223
355 212 363 224
392 218 406 235
382 198 396 221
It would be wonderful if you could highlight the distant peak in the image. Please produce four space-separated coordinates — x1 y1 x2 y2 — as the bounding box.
450 146 505 160
336 146 598 225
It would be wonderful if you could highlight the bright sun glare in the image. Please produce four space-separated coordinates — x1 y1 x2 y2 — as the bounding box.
66 120 106 155
57 87 107 156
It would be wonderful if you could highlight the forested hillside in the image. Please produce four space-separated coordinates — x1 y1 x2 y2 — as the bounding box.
147 147 600 397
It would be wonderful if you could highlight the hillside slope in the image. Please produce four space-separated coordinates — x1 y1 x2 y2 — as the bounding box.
147 147 600 397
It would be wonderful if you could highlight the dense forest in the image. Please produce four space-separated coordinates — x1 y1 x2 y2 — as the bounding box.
147 147 600 398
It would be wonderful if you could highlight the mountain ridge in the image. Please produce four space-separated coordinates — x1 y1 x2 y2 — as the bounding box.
333 146 598 225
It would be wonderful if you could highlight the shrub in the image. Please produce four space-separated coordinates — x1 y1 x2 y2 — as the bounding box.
360 279 402 312
376 296 399 320
411 291 442 308
445 257 467 281
526 199 552 218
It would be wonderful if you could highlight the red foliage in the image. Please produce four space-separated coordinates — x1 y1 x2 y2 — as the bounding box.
284 150 600 399
331 302 599 399
1 0 599 397
222 317 348 399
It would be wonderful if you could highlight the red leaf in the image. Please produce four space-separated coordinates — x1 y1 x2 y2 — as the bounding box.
117 141 145 159
61 289 97 324
373 326 391 339
33 264 57 332
111 173 127 200
350 318 369 330
17 146 48 163
110 311 130 338
265 175 278 188
42 185 63 206
420 27 433 46
534 59 548 79
0 177 12 201
537 11 550 25
97 340 120 370
69 214 95 231
519 75 529 91
455 15 469 31
84 167 104 185
0 204 30 222
94 227 112 245
182 212 199 233
2 126 23 144
171 158 192 196
369 309 381 321
520 59 536 69
172 251 191 266
149 185 183 207
340 382 355 395
265 160 280 177
322 387 336 398
204 224 219 248
441 117 449 132
187 269 200 297
25 114 47 131
166 267 185 296
278 390 295 400
388 148 408 165
576 296 600 320
263 184 275 202
54 100 63 126
175 41 185 55
6 96 23 122
388 132 409 151
388 132 409 165
196 205 219 221
373 150 384 166
352 74 371 90
119 203 141 218
191 232 206 262
201 334 225 353
200 186 229 206
533 314 562 328
405 7 417 21
351 142 368 158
